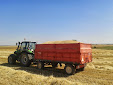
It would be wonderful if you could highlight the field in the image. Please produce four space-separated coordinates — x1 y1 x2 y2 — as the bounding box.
0 44 113 85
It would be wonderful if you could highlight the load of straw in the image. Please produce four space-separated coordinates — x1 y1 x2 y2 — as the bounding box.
43 40 80 44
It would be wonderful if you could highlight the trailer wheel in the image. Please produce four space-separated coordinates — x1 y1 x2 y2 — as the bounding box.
80 67 84 71
64 64 75 75
52 63 58 68
8 54 16 64
20 53 31 67
37 61 44 69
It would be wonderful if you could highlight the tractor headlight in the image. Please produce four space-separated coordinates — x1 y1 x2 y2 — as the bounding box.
31 49 33 52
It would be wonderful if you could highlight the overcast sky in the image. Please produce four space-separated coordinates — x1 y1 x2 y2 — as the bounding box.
0 0 113 45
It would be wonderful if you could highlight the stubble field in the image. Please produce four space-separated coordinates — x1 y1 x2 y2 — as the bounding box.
0 44 113 85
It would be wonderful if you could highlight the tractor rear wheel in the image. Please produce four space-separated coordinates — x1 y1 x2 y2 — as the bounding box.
8 54 16 64
20 53 31 67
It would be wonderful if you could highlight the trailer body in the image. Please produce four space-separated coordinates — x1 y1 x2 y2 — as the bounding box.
35 43 92 65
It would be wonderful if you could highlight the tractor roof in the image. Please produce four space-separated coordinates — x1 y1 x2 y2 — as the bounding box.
22 41 36 43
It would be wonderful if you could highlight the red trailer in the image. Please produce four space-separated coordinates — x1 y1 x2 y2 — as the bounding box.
35 43 92 75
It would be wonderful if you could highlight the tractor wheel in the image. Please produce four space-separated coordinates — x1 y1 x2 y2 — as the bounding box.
20 53 31 67
64 64 75 75
37 61 44 70
8 54 16 64
52 63 58 68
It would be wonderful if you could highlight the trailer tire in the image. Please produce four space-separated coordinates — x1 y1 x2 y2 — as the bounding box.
37 61 44 70
80 67 84 71
20 53 31 67
64 64 75 75
8 54 16 64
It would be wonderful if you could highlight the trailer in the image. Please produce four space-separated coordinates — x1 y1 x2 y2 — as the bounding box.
35 43 92 75
8 41 92 75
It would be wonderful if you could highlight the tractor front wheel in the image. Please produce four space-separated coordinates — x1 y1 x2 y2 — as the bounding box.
8 54 16 64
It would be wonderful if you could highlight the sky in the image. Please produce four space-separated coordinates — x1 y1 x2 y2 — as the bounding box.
0 0 113 45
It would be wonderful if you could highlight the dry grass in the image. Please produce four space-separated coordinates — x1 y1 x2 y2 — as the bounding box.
0 46 17 58
0 43 113 85
0 66 79 85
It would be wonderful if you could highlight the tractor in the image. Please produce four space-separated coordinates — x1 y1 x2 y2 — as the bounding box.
8 41 36 67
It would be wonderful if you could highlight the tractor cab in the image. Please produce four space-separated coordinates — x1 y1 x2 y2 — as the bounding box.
16 41 36 54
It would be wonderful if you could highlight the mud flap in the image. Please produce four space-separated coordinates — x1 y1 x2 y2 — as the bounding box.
76 64 86 69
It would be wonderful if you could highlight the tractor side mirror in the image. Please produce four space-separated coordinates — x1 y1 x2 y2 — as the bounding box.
18 42 20 44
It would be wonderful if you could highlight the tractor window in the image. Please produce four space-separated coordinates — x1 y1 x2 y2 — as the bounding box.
29 43 35 50
26 43 29 49
21 43 26 50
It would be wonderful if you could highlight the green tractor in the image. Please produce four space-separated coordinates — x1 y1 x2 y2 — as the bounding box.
8 41 36 67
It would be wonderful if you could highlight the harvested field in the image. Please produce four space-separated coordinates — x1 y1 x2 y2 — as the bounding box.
0 42 113 85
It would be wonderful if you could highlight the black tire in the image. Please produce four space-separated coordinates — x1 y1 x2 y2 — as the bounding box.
8 54 16 64
37 61 44 70
64 64 75 75
20 53 31 67
80 67 85 71
52 63 58 68
76 67 84 72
